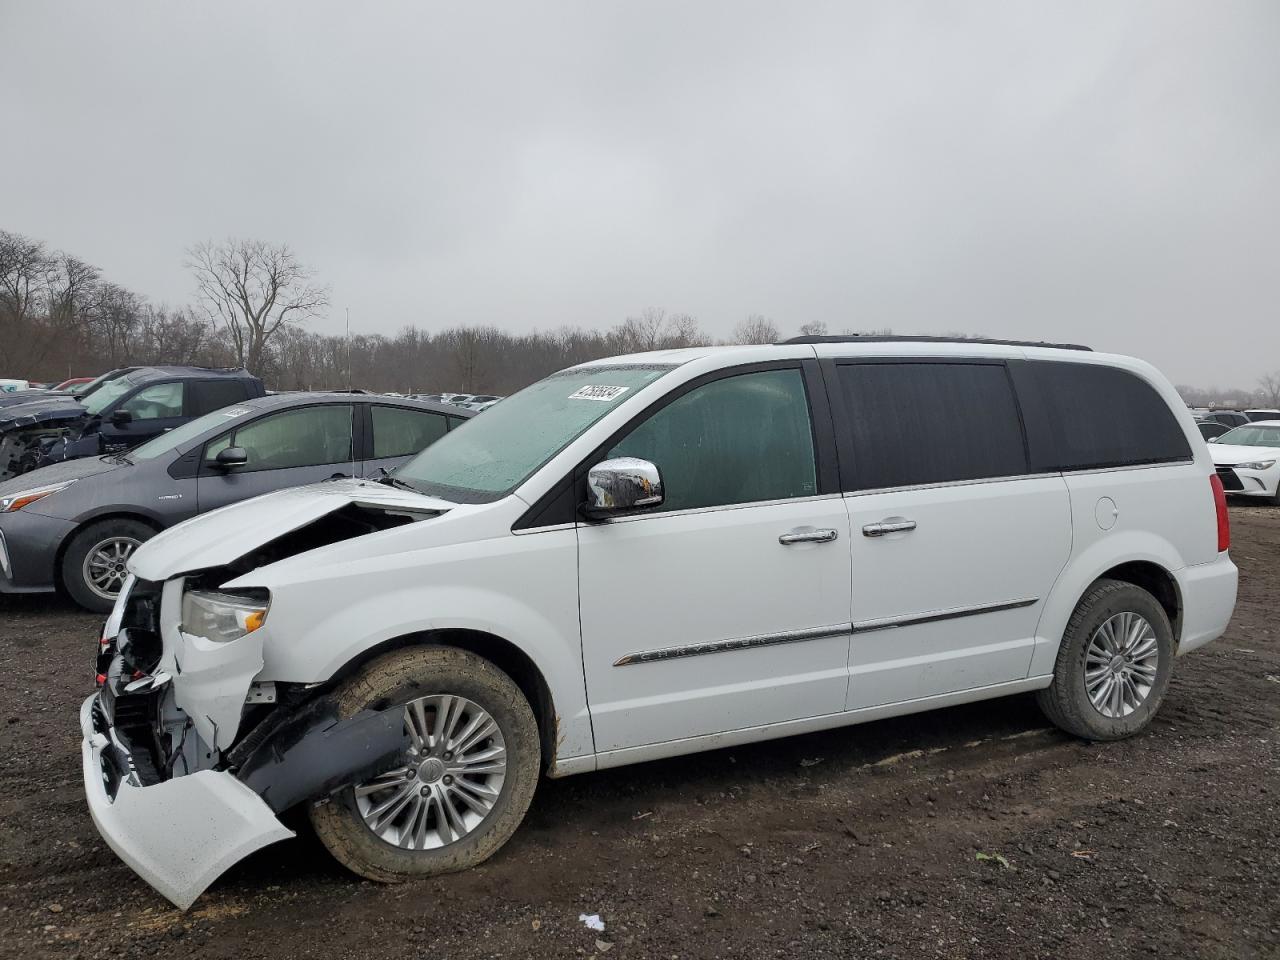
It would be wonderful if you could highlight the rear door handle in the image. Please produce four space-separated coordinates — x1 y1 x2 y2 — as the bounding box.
779 528 839 545
862 519 917 537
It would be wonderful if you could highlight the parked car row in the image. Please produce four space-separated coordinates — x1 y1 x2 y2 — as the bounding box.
0 366 266 481
0 392 472 609
1207 420 1280 505
412 391 504 411
77 337 1236 910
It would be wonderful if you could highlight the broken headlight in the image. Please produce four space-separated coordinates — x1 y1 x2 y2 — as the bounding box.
180 589 270 643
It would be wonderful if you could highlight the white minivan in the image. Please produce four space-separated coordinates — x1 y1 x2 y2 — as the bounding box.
81 337 1238 908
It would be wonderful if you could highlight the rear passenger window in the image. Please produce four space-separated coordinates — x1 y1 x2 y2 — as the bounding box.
371 406 449 458
190 380 249 416
836 362 1027 489
1015 362 1192 471
606 368 818 512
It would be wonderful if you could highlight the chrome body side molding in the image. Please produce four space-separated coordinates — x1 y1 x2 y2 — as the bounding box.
613 624 849 667
850 598 1039 635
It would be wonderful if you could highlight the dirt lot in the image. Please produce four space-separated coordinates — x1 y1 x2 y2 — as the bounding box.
1 506 1277 960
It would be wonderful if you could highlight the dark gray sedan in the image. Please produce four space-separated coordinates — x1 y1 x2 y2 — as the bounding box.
0 393 471 611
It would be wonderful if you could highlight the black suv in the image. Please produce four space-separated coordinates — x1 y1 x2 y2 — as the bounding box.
0 366 265 480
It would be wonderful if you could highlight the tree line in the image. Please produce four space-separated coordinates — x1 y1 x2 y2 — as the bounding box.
3 228 1276 403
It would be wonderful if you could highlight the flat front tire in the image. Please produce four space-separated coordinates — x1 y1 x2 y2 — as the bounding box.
1037 578 1175 740
310 646 540 883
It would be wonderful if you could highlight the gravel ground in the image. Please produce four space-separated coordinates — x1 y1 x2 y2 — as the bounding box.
1 505 1277 960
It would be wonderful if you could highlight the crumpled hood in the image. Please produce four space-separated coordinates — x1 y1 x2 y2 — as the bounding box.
1210 443 1280 465
0 454 123 499
128 479 455 581
0 396 90 431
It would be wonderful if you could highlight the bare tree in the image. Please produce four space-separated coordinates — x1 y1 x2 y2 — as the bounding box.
186 239 329 373
1258 371 1280 409
733 313 780 344
797 320 828 337
614 307 709 353
0 230 49 329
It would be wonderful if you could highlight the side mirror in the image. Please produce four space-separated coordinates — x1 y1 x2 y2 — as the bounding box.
582 457 664 520
109 409 133 425
214 446 249 469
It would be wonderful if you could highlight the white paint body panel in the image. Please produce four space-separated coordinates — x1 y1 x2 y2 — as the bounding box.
578 496 852 752
844 476 1072 707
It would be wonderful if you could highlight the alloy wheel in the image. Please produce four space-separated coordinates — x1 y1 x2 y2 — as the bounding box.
353 694 507 850
1084 611 1160 719
82 536 141 601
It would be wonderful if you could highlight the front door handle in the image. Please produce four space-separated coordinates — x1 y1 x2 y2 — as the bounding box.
862 519 917 537
779 528 839 545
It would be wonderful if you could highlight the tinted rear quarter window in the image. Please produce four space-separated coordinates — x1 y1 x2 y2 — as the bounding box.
835 361 1028 490
191 379 250 416
1013 361 1192 471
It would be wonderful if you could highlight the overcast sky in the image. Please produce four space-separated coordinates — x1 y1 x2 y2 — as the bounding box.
2 1 1278 386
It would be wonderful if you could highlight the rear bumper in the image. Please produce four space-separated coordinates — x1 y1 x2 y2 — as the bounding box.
79 694 294 910
1176 553 1238 655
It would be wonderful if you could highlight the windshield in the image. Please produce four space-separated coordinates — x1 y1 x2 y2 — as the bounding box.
82 374 141 415
131 404 257 460
394 364 674 502
1218 425 1280 448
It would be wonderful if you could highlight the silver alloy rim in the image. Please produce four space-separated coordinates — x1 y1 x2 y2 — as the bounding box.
353 694 507 850
82 536 141 600
1085 612 1159 719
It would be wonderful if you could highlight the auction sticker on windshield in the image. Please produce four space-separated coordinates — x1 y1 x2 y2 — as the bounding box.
569 385 629 402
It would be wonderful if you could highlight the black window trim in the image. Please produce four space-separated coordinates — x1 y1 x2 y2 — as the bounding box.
513 359 839 531
193 401 360 478
822 356 1033 494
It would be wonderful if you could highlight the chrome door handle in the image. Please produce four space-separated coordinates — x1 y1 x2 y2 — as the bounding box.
778 528 839 545
862 519 917 537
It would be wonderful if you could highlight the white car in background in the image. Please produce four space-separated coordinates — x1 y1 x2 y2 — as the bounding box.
1209 420 1280 504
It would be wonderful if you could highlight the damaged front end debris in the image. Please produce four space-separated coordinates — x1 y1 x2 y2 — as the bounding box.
83 577 411 910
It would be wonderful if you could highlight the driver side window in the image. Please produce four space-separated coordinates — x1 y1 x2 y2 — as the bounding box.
605 368 817 513
119 382 185 420
205 405 354 472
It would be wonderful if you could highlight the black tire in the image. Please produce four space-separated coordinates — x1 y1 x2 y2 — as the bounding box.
310 646 540 883
1037 578 1175 741
61 518 155 613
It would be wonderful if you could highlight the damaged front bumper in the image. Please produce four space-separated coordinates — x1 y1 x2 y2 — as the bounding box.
81 577 410 909
79 693 294 910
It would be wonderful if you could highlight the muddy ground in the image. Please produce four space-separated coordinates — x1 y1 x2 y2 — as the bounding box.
1 506 1277 960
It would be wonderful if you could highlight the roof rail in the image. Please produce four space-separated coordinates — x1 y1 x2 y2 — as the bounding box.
779 334 1092 351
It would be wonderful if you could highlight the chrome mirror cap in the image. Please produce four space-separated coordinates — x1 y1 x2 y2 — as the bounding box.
583 457 664 519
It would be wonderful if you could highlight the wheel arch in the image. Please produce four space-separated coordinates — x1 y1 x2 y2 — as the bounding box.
1032 532 1187 676
53 511 165 590
323 628 561 776
1095 560 1183 645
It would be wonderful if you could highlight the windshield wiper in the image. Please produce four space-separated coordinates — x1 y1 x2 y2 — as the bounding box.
373 468 419 492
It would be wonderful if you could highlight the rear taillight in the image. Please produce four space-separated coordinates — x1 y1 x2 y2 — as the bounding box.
1210 473 1230 553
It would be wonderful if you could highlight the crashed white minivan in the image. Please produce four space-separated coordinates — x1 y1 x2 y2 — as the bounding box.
81 338 1238 908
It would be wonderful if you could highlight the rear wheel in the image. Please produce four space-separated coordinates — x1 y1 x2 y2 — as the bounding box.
61 518 154 612
1037 578 1174 740
310 646 540 882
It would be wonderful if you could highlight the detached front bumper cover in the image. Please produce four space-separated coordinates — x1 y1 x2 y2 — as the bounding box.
79 694 294 910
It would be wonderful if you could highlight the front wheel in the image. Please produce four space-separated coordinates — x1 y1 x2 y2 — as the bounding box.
310 646 540 882
61 518 154 612
1037 578 1175 740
